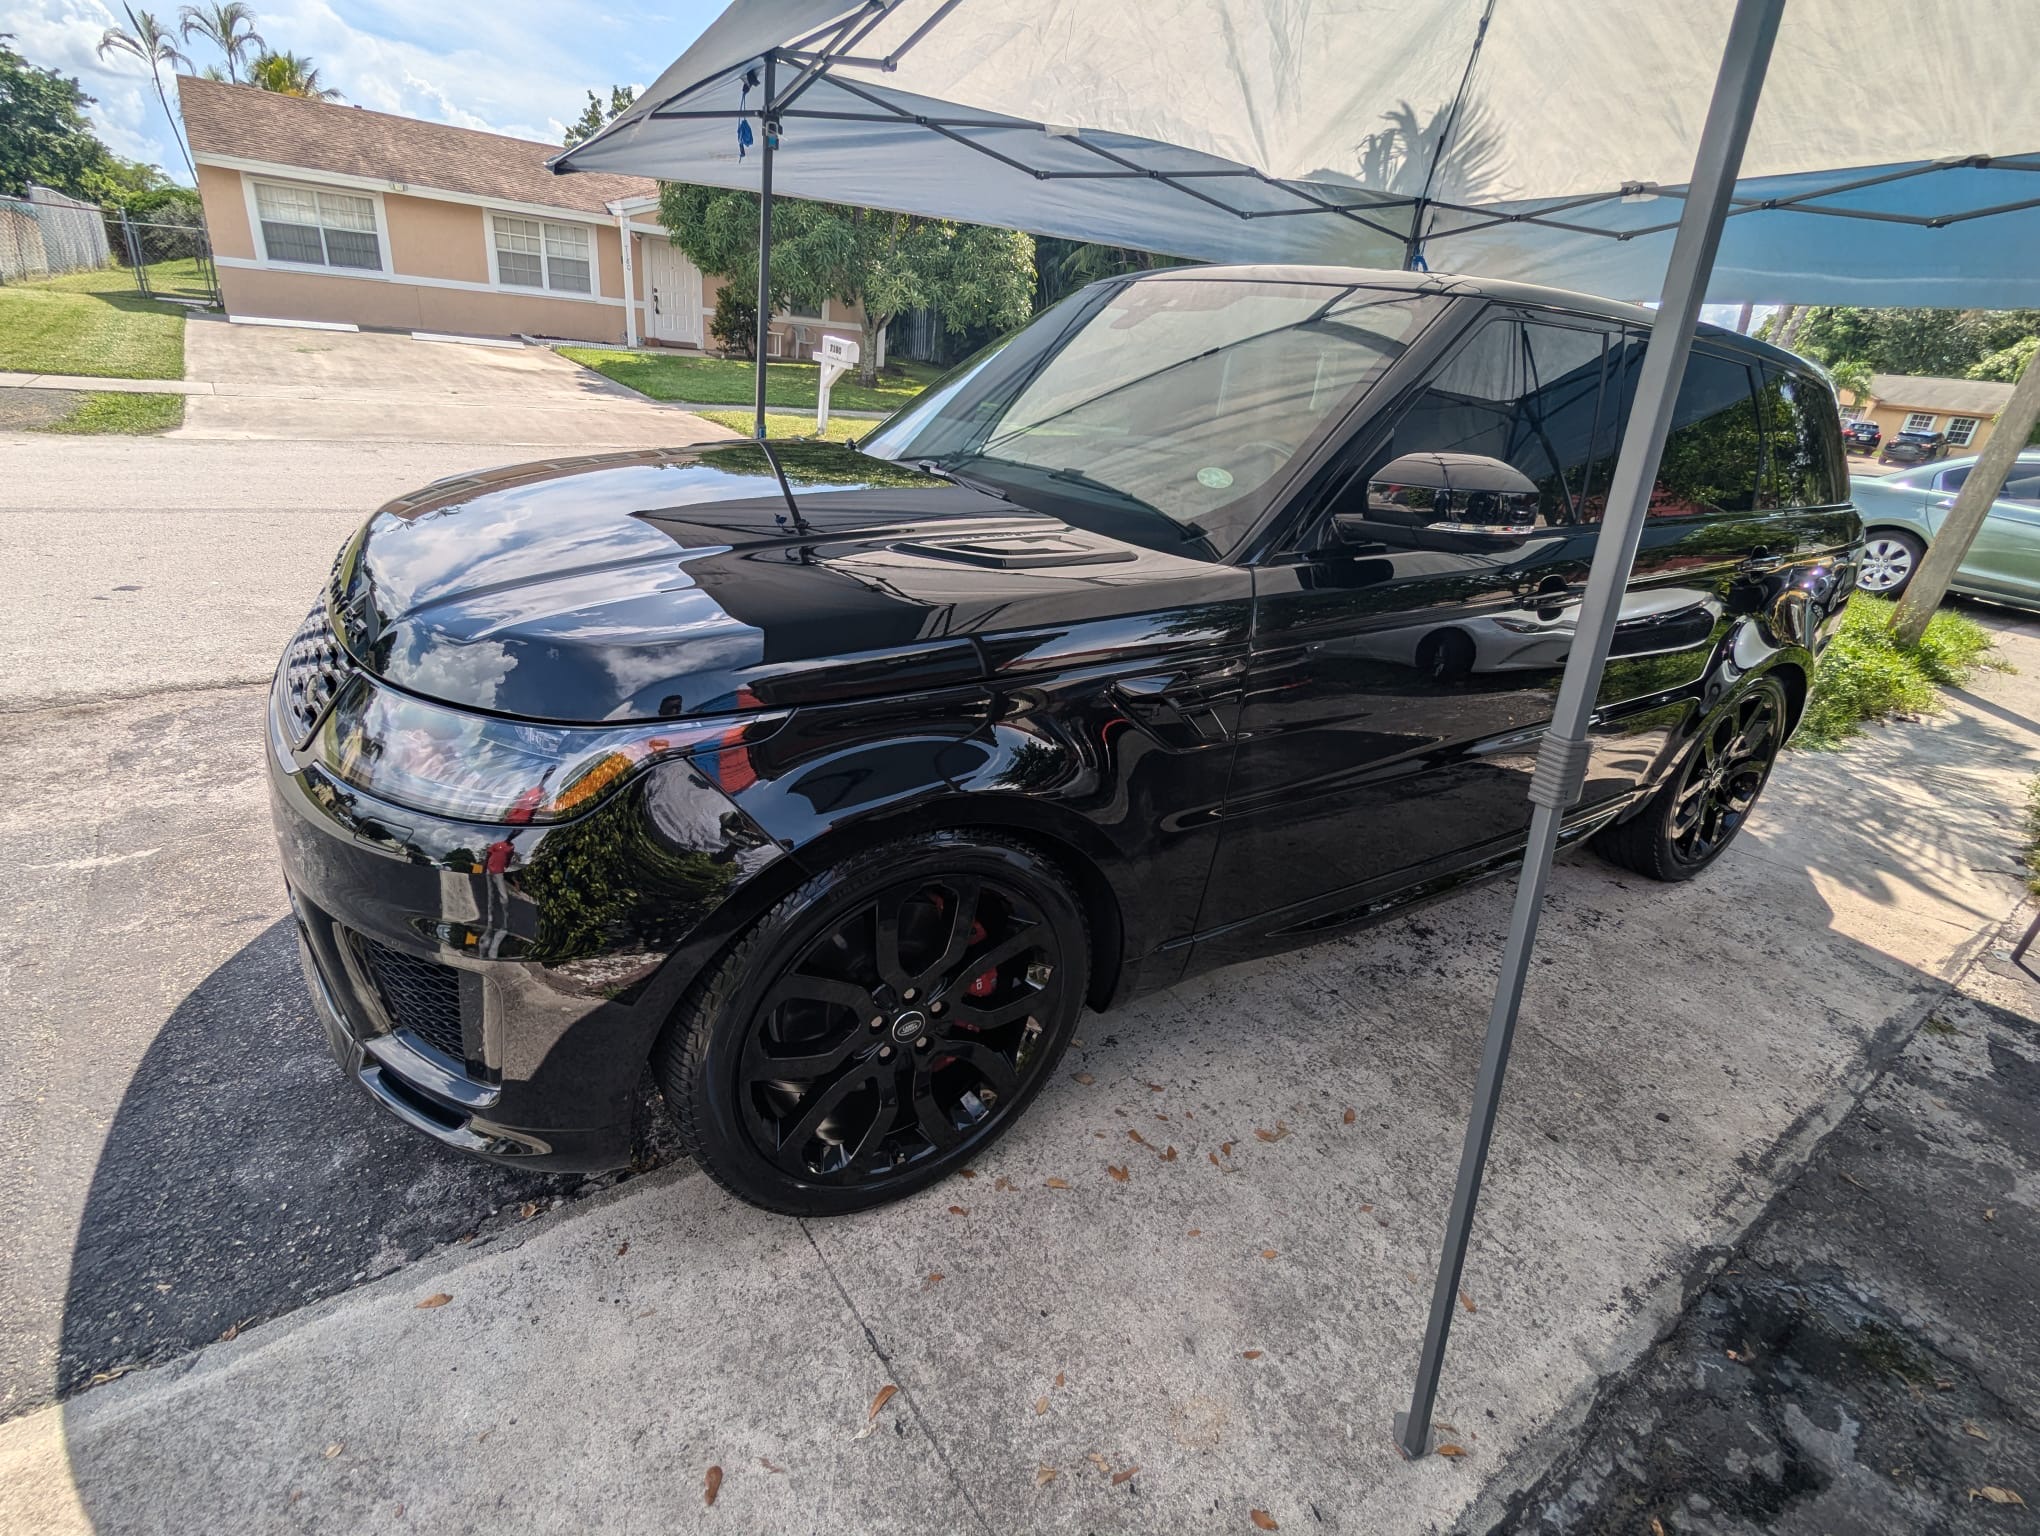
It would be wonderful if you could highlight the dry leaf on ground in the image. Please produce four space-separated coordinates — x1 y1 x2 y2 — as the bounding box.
1458 1290 1477 1314
517 1201 540 1220
1128 1128 1150 1147
1342 1107 1356 1125
868 1384 898 1421
1972 1486 2025 1506
995 1176 1016 1192
219 1321 241 1342
1036 1465 1058 1487
1055 1372 1066 1388
1163 1146 1178 1161
1221 1141 1236 1157
322 1442 344 1459
616 1242 628 1256
1253 1121 1290 1143
703 1466 723 1507
1112 1465 1141 1486
1242 1350 1263 1360
922 1272 944 1291
1187 1227 1202 1236
1107 1165 1130 1183
1650 1520 1666 1536
415 1294 452 1310
960 1168 978 1179
1034 1396 1050 1416
1251 1512 1279 1531
1437 1444 1468 1458
1087 1452 1112 1473
948 1205 968 1215
1260 1248 1278 1260
1046 1177 1070 1189
1963 1421 1991 1440
1073 1072 1096 1085
759 1456 784 1473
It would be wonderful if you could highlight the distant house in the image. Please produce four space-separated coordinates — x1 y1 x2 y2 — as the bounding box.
1838 372 2016 453
178 76 872 358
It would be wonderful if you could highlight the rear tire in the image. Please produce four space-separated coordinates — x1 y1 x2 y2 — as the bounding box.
1595 675 1789 882
653 831 1090 1216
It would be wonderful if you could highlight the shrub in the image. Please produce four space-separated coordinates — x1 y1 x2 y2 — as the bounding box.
710 287 757 358
1796 594 2000 749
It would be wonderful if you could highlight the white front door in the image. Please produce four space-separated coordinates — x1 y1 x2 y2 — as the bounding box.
642 238 702 347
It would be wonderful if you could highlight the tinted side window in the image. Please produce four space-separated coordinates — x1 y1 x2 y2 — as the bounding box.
1368 313 1611 527
2003 470 2040 505
1648 347 1760 517
1757 364 1844 507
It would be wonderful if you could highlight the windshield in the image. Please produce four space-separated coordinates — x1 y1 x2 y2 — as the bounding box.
861 277 1445 558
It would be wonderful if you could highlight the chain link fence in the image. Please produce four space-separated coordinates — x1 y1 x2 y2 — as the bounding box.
0 187 112 283
112 211 222 306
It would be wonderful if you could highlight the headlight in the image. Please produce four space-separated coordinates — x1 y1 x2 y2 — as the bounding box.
307 677 782 825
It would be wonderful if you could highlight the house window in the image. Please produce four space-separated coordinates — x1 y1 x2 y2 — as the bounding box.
492 215 592 294
254 181 381 270
1947 416 1979 446
1902 411 1938 433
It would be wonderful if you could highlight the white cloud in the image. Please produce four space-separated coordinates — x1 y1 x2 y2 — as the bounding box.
10 0 721 182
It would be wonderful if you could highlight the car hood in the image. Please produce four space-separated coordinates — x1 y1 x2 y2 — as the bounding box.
329 441 1207 723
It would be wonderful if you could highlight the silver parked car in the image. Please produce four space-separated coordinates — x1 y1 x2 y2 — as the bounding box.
1851 450 2040 607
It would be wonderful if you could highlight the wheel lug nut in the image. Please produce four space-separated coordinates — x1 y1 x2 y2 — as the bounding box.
915 1035 931 1049
929 1000 944 1014
870 1016 884 1031
878 1045 893 1060
903 987 917 1001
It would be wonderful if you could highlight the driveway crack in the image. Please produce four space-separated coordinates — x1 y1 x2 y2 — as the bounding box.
800 1219 995 1535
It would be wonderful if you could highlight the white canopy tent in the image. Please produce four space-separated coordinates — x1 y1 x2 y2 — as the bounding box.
556 0 2040 308
553 0 2040 1464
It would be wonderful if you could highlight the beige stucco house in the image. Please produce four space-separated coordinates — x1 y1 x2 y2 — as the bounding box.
1837 372 2016 454
179 77 873 359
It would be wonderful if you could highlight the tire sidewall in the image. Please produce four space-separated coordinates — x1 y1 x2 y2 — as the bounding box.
1650 674 1790 880
682 832 1089 1215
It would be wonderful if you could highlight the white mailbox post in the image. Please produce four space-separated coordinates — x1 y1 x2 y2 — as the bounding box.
813 333 860 434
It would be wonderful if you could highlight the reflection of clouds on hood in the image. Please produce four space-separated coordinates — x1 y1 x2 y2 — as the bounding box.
600 628 764 720
383 637 517 710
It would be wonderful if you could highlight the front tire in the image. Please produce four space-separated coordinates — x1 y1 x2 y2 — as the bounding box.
654 832 1089 1215
1595 675 1789 882
1857 530 1925 599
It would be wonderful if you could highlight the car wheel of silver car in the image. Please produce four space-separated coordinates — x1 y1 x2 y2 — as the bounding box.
1594 675 1789 883
653 831 1090 1215
1856 530 1925 598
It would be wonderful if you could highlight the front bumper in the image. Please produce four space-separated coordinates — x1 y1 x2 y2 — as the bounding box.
270 683 784 1172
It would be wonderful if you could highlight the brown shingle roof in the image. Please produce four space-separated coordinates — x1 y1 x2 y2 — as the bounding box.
1868 373 2015 418
178 75 655 215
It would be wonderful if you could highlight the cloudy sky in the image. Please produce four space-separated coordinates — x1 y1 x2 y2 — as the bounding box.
16 0 727 175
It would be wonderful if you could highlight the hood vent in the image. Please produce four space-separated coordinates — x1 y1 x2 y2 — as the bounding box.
894 531 1137 570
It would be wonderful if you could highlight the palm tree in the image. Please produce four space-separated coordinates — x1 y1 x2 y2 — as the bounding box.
249 50 340 100
178 3 264 85
96 5 196 180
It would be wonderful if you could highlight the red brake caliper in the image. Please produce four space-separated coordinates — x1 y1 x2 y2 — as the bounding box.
964 920 995 1001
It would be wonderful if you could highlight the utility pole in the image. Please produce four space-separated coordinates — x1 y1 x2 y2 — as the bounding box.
1891 345 2040 646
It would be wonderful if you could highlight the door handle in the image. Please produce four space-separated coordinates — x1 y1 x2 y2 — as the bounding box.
1933 497 1955 511
1735 547 1776 574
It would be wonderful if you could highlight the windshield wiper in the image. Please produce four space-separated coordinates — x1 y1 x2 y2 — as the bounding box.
914 459 1011 502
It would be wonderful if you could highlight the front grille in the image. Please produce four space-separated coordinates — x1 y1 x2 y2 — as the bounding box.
358 937 468 1062
281 602 348 745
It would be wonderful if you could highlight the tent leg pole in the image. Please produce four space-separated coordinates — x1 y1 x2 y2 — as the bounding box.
753 52 776 441
1392 0 1787 1463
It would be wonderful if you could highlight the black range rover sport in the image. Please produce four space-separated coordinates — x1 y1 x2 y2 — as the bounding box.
270 266 1859 1215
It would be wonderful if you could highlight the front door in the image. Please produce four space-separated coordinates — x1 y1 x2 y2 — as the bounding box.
1947 462 2040 601
1194 309 1625 963
643 238 702 347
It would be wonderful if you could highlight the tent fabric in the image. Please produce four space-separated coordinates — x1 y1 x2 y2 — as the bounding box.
556 0 2040 306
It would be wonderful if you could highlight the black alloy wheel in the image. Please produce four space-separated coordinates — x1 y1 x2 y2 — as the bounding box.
1595 674 1789 881
655 832 1089 1214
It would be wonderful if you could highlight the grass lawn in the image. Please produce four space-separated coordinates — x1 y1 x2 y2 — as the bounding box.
693 408 867 443
560 348 941 413
0 266 186 380
34 391 184 435
1795 594 2001 748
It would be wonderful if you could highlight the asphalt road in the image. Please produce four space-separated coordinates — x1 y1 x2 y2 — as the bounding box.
0 434 677 1419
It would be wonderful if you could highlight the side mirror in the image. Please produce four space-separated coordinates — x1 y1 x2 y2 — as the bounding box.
1334 452 1543 552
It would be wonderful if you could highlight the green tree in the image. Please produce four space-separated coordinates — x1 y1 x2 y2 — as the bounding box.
1970 334 2039 384
95 7 195 181
1792 306 2040 378
248 49 338 99
658 184 1035 386
1033 236 1188 307
0 36 112 198
563 84 635 148
178 3 263 84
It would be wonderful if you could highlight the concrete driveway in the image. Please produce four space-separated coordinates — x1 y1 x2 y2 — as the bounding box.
1 438 2035 1536
176 318 723 446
